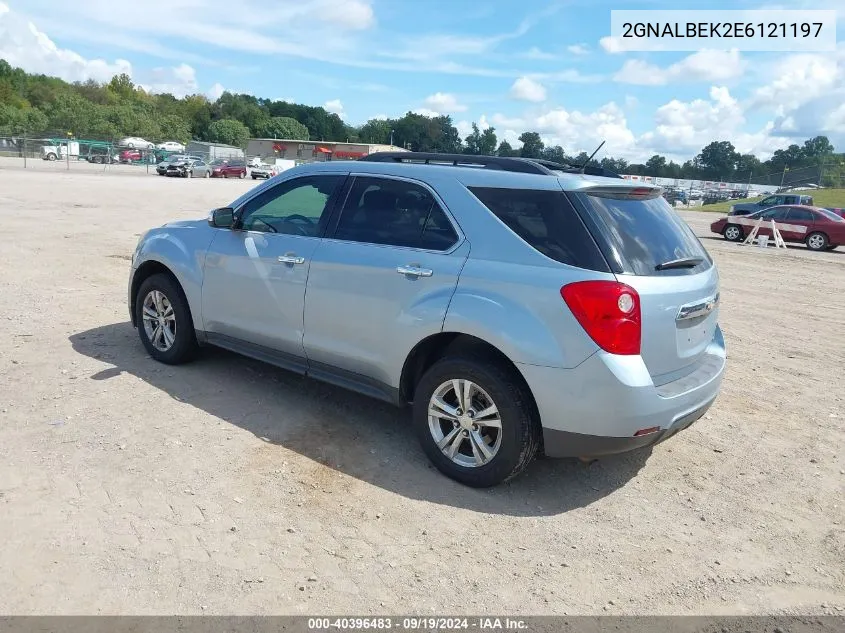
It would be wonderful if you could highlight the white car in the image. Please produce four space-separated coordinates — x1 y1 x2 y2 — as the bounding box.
119 137 155 149
156 141 186 152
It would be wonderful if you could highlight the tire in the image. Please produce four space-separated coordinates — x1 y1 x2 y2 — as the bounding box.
187 169 193 178
47 153 57 161
412 355 540 487
723 224 743 242
825 245 837 251
239 171 246 179
134 273 197 365
252 176 257 180
806 231 829 251
204 170 210 178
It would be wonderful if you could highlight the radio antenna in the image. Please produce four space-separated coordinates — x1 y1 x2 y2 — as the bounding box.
580 140 606 173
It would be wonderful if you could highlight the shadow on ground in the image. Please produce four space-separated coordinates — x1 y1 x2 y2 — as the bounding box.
69 322 652 517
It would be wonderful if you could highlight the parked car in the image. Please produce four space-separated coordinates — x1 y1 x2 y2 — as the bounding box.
210 158 247 179
118 137 155 149
250 163 280 180
729 193 813 216
128 152 725 487
156 141 186 153
86 147 117 164
156 154 201 175
166 158 210 178
711 205 845 250
119 149 142 163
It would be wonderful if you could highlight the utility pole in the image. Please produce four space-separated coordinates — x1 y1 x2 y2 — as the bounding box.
390 129 394 146
22 130 26 169
780 165 788 188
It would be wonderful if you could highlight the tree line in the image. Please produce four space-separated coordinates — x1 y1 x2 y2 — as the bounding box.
1 60 842 185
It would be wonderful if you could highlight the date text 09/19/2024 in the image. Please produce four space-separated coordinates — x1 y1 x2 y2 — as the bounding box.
307 617 528 630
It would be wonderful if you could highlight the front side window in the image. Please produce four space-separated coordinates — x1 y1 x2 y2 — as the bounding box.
333 177 458 250
761 206 790 220
238 175 344 236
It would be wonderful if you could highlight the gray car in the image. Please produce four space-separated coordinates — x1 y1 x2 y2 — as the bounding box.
166 158 210 178
128 153 726 487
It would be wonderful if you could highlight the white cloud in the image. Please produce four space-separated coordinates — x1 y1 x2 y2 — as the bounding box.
371 113 389 121
750 51 841 113
599 36 626 54
0 2 132 82
422 92 467 114
614 50 746 86
510 76 547 102
324 98 345 115
207 82 225 100
521 46 556 60
455 120 473 139
624 95 638 109
412 108 442 118
139 63 199 97
567 43 589 55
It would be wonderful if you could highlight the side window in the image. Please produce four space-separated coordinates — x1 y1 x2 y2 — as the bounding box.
239 175 344 236
786 207 814 221
760 196 776 206
333 176 458 250
761 206 790 220
470 187 610 271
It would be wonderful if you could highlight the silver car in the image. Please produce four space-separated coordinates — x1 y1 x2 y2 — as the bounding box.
166 158 210 178
128 153 725 487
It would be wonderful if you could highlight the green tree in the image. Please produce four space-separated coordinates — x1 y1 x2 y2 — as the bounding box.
207 118 251 147
518 131 544 158
257 116 309 140
600 156 629 173
645 154 667 176
359 118 392 144
802 135 834 160
734 153 762 178
107 73 136 101
497 140 517 157
695 141 739 178
462 123 497 155
541 145 566 164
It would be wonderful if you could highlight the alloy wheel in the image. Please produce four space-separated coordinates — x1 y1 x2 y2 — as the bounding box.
427 379 502 468
141 290 176 352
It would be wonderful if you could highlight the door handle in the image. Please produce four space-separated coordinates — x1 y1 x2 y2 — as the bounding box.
278 255 305 264
396 265 433 277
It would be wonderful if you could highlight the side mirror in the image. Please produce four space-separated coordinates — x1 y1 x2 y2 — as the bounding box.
209 207 235 228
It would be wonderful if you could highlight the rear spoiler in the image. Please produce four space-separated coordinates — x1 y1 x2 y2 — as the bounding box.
579 184 664 201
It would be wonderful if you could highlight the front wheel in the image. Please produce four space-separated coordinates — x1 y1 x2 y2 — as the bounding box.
46 153 57 161
723 224 743 242
806 231 829 251
204 170 210 178
239 171 246 179
413 356 540 487
135 273 197 364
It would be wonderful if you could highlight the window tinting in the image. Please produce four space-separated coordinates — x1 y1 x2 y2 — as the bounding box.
334 177 458 250
761 206 790 220
572 192 711 276
786 207 814 221
239 175 343 235
468 187 609 272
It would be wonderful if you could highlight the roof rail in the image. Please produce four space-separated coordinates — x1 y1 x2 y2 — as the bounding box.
358 151 622 179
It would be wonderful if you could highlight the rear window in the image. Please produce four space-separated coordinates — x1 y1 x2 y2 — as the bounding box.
572 192 712 276
818 208 845 222
468 187 610 272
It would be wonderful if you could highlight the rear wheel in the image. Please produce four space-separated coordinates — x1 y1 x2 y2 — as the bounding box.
723 224 743 242
135 274 197 365
204 170 210 178
239 170 246 179
806 232 829 251
413 356 540 487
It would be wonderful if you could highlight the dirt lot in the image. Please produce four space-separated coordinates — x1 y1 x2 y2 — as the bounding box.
0 163 843 615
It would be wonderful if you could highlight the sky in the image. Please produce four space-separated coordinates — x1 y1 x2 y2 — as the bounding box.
0 0 843 163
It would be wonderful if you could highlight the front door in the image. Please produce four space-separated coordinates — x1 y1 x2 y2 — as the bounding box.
303 175 469 394
201 173 347 364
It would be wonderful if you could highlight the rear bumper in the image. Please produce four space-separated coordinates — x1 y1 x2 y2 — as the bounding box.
518 325 726 458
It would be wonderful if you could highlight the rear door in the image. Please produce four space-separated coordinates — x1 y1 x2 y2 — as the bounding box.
302 174 468 392
570 189 719 382
782 206 815 241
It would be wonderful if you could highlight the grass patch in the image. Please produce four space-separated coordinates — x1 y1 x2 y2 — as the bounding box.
695 188 845 214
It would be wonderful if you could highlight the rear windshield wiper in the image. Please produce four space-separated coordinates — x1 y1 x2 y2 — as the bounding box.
655 257 704 271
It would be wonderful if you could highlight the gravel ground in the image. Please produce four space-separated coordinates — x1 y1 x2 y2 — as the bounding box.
0 163 843 615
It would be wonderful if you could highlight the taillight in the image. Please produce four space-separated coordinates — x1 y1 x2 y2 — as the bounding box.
560 280 641 355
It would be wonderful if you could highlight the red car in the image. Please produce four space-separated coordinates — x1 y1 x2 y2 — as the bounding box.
710 204 845 251
209 158 247 179
119 149 142 163
824 207 845 219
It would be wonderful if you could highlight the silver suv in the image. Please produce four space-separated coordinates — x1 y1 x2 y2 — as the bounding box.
128 153 726 487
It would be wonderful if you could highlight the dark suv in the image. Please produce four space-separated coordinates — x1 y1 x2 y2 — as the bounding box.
210 158 247 179
730 193 813 216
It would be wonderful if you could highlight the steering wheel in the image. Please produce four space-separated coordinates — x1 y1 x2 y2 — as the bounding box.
283 214 315 236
